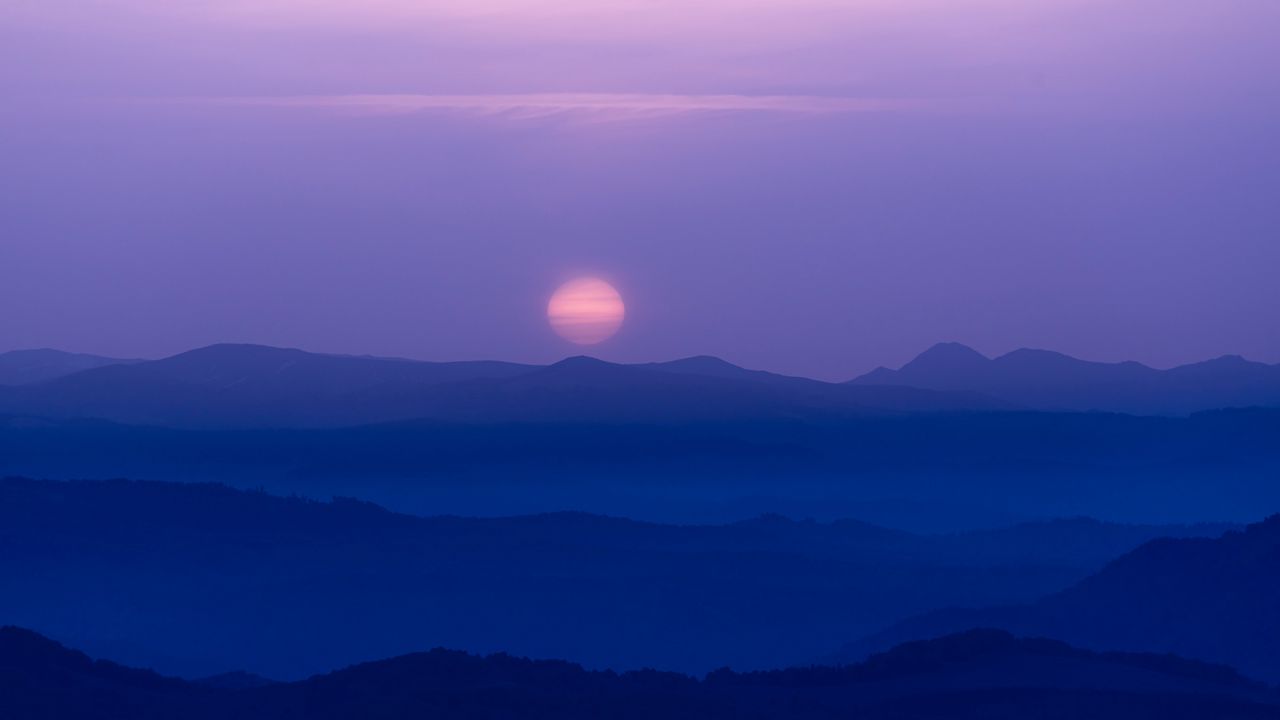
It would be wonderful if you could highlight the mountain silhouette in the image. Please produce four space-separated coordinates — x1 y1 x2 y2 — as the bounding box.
4 626 1278 719
6 342 1276 425
0 344 538 427
851 342 1280 414
641 355 818 385
0 348 139 385
0 343 1006 428
0 477 1235 679
837 513 1280 682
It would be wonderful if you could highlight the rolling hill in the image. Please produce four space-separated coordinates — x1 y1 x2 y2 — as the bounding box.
836 513 1280 683
0 477 1234 679
3 627 1278 719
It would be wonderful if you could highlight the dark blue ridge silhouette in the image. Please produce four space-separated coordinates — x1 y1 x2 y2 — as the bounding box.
835 512 1280 683
0 348 140 386
0 477 1236 679
0 343 1004 428
3 626 1279 719
3 343 1278 531
5 342 1277 422
851 342 1280 415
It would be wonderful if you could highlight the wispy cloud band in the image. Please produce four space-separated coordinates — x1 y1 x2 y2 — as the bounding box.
182 93 932 121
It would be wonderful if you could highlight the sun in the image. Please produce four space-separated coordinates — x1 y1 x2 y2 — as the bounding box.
546 278 625 345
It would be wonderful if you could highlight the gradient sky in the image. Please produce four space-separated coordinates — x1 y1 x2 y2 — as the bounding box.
3 0 1278 379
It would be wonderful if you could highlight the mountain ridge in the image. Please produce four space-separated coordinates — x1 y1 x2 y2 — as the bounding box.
850 342 1280 414
0 343 1010 428
8 341 1278 419
833 512 1280 683
3 625 1278 720
0 476 1240 679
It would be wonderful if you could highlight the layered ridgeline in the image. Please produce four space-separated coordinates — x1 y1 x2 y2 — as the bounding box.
2 346 1279 529
0 477 1235 679
0 343 1004 428
836 513 1280 683
852 342 1280 415
3 342 1279 425
3 626 1278 720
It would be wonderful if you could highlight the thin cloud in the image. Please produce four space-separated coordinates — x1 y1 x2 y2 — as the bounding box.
182 93 934 121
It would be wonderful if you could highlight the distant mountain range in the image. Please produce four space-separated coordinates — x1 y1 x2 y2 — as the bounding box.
852 342 1280 415
835 512 1280 683
4 626 1278 720
0 343 1004 428
2 343 1276 427
0 477 1235 679
3 343 1278 530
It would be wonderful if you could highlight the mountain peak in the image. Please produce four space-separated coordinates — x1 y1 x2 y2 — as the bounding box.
913 342 988 364
537 355 627 380
670 355 736 368
549 355 613 369
653 355 752 377
169 343 310 360
898 343 990 375
998 348 1073 361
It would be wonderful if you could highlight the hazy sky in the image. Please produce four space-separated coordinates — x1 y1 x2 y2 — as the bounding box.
3 0 1278 379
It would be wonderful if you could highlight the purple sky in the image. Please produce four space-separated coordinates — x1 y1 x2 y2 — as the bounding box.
3 0 1278 379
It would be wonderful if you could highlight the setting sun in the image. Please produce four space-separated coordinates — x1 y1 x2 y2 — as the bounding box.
546 277 625 345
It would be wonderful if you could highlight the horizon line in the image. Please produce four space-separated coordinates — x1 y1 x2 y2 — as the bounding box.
2 341 1272 384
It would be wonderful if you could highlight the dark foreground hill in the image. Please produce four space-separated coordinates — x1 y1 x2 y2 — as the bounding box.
838 513 1280 683
3 626 1278 720
0 477 1233 679
852 342 1280 415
